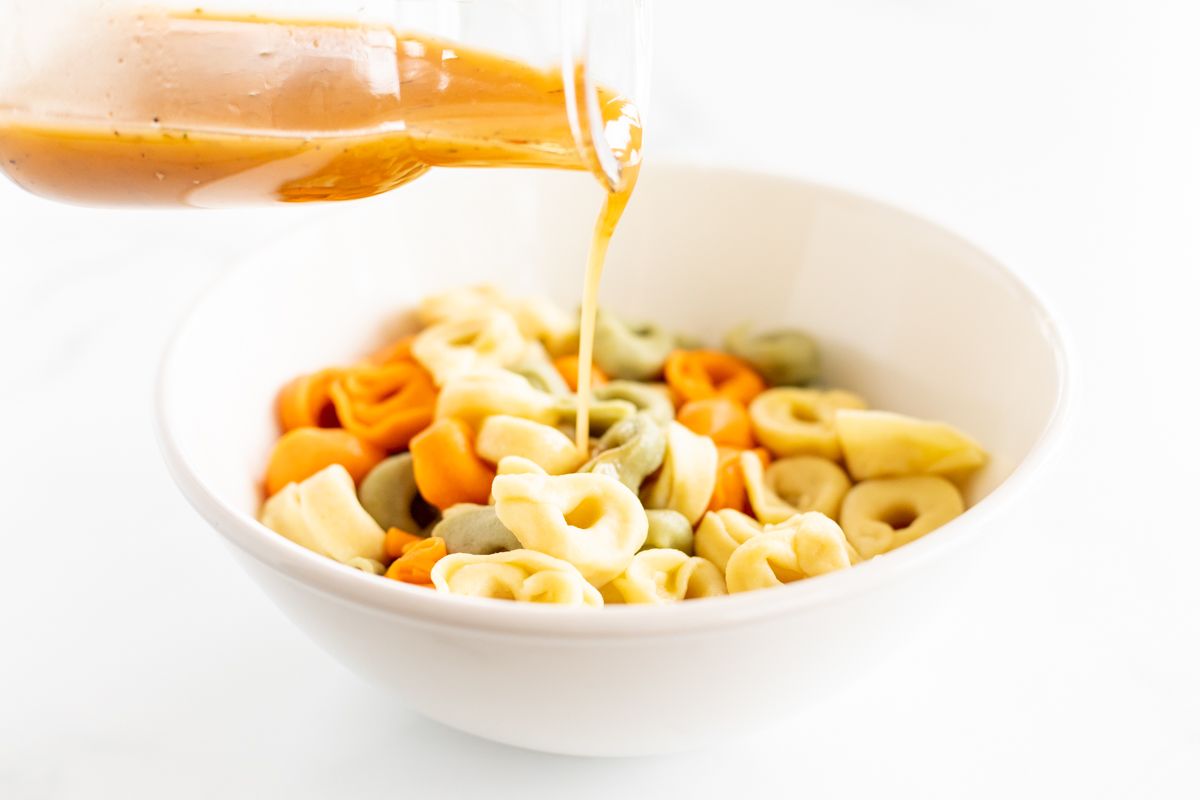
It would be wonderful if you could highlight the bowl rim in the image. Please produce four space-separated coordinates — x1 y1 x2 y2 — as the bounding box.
155 162 1073 640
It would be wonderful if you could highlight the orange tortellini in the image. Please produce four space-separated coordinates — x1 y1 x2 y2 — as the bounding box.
257 285 990 606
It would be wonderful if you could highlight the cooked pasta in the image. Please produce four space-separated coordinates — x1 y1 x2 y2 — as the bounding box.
640 421 718 525
492 470 648 586
724 512 856 593
603 549 726 604
839 475 964 558
258 285 990 606
260 464 387 566
748 387 867 460
432 549 603 606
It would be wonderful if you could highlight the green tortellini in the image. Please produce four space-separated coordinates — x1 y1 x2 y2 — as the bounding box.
724 324 820 387
591 309 683 381
553 396 638 437
593 380 675 426
642 509 695 555
509 342 572 396
580 412 666 492
357 453 440 535
431 504 522 556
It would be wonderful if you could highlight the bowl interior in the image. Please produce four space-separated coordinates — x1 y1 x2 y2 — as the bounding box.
160 165 1064 585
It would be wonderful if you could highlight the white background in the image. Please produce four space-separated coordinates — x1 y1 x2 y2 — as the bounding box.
2 0 1198 797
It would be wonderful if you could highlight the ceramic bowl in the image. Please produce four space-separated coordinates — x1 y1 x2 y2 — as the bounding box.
157 165 1069 756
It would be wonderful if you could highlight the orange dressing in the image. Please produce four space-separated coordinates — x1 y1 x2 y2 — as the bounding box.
0 11 641 451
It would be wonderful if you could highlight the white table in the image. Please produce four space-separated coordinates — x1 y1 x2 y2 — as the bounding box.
2 1 1197 797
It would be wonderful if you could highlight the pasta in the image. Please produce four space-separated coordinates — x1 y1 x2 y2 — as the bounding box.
492 470 648 586
723 324 820 387
435 369 561 429
264 427 385 497
260 464 386 566
432 550 603 606
476 415 583 475
724 512 856 593
741 452 851 522
839 475 964 558
509 341 573 396
258 285 990 605
412 308 527 385
580 412 666 491
593 380 675 426
603 549 726 604
641 421 718 525
357 453 441 534
834 410 989 482
676 397 755 448
591 309 681 381
432 503 522 555
664 349 766 405
694 508 764 572
276 367 341 431
418 285 576 355
642 509 695 555
410 418 496 509
748 387 867 460
329 361 438 450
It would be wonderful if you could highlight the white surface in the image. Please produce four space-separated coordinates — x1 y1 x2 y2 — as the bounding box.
157 165 1067 755
0 0 1196 795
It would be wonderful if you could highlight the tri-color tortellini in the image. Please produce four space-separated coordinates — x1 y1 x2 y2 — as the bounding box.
257 286 990 607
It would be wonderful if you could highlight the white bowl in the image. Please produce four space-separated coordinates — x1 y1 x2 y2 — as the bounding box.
157 165 1069 757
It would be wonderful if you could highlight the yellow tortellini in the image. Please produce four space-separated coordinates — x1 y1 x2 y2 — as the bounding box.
724 512 857 593
260 464 386 567
431 549 603 606
835 409 988 482
748 387 867 460
418 284 577 355
640 421 718 525
839 475 964 558
694 508 764 572
476 415 583 475
741 451 851 522
435 369 561 429
412 308 528 386
602 549 727 605
509 341 572 396
492 470 648 586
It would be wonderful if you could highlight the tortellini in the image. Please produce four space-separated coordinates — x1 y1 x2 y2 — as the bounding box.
418 285 577 355
412 308 528 386
431 504 522 555
492 470 648 586
435 369 561 429
580 412 666 491
357 453 440 534
741 451 851 522
839 475 964 558
593 380 676 426
642 509 695 555
748 387 867 460
260 464 386 566
640 421 718 525
724 324 820 387
694 508 764 572
602 549 726 604
724 512 857 593
835 410 988 482
591 309 681 381
431 549 602 606
476 415 583 475
261 285 991 603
